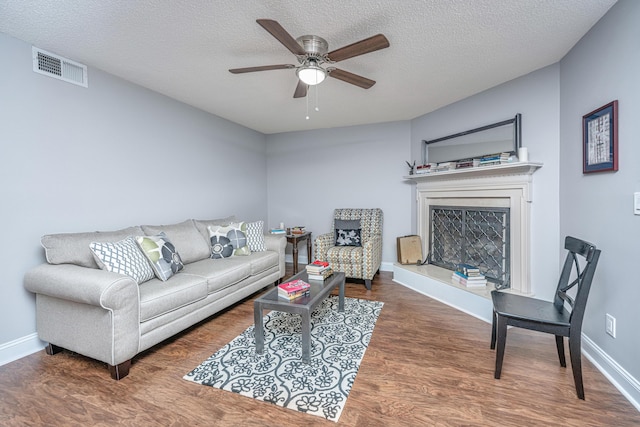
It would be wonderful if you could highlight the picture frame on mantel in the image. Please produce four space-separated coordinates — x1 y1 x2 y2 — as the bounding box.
583 100 618 174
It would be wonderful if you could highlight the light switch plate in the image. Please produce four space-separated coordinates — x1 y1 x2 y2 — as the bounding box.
635 192 640 215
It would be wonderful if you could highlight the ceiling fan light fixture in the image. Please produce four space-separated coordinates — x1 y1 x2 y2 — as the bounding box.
297 61 326 86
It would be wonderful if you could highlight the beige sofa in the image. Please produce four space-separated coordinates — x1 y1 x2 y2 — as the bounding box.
24 217 286 380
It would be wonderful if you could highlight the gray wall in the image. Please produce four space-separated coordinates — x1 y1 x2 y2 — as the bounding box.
0 33 268 358
559 0 640 383
266 121 412 266
410 64 562 300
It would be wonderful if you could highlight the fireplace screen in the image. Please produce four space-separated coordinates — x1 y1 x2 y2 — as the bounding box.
429 206 510 289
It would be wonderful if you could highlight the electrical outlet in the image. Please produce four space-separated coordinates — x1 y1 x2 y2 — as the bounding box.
606 313 616 338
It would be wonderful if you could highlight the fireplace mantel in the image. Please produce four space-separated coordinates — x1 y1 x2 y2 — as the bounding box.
408 161 543 295
404 162 542 182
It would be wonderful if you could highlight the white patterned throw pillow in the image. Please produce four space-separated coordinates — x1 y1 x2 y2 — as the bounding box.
245 220 267 252
90 237 155 284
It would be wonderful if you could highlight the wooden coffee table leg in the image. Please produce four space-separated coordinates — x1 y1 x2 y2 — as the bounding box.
254 301 264 354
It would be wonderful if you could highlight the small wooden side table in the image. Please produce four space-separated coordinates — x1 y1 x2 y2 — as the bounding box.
286 231 312 274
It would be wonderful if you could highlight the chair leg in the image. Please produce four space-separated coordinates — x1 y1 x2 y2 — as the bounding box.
494 315 508 379
364 279 372 290
568 335 585 400
555 335 567 367
490 310 497 349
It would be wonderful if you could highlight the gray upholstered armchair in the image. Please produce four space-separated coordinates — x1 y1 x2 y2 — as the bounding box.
314 208 383 290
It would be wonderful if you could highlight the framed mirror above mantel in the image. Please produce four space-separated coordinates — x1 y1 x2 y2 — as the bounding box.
422 114 522 165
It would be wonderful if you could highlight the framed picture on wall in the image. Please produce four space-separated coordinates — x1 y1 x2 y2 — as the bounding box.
583 100 618 173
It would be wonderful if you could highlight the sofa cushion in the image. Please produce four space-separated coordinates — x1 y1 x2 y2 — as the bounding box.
141 220 209 264
335 219 362 247
181 258 251 294
194 216 237 243
248 251 279 275
41 226 144 268
89 237 155 284
246 220 267 252
138 274 208 322
136 233 184 281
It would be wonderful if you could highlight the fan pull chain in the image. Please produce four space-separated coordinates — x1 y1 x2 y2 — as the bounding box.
315 84 320 112
306 90 310 120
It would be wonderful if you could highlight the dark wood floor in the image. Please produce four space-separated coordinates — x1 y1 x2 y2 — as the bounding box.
2 266 639 426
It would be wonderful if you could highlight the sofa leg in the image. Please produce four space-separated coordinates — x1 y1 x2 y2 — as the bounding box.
45 343 63 355
365 279 372 290
108 360 131 380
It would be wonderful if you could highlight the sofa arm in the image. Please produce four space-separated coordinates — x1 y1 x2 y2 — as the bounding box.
264 234 287 278
24 264 141 367
24 263 139 310
314 232 334 262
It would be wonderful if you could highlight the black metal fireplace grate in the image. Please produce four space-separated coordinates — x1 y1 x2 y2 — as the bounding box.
429 206 510 289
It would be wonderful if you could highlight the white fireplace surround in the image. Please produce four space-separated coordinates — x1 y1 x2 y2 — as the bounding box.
408 162 542 295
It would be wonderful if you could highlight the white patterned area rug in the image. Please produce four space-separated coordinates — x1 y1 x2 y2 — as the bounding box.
184 296 383 422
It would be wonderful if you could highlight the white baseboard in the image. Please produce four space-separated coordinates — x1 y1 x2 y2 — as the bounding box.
380 261 394 272
582 334 640 411
0 333 45 367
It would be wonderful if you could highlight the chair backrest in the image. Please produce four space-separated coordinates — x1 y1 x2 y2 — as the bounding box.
332 208 383 240
554 236 601 331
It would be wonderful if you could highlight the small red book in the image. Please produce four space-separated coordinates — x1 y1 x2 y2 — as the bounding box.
278 279 311 294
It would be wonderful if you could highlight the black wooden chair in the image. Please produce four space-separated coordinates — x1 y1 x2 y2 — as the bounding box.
490 236 601 399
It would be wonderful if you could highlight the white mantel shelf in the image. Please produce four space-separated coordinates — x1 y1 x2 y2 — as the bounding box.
404 162 543 182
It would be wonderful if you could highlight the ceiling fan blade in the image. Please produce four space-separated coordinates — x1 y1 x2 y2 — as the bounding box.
229 64 295 74
256 19 306 56
327 34 389 62
293 80 308 98
328 68 376 89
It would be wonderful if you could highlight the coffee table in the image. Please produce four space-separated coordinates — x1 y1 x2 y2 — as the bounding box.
254 270 345 363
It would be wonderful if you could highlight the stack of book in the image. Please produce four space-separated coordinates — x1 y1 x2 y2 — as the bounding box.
305 260 333 281
435 161 456 172
415 163 437 174
455 158 481 169
478 152 511 167
290 226 306 235
451 263 487 287
270 228 286 234
278 279 311 300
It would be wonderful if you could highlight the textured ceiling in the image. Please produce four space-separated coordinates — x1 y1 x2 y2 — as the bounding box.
0 0 616 134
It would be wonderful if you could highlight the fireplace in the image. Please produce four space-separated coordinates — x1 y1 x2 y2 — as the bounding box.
430 205 510 289
410 163 541 295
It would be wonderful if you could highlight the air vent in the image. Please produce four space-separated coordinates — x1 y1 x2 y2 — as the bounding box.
32 47 88 88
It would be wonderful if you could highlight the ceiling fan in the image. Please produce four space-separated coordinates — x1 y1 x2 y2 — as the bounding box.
229 19 390 98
